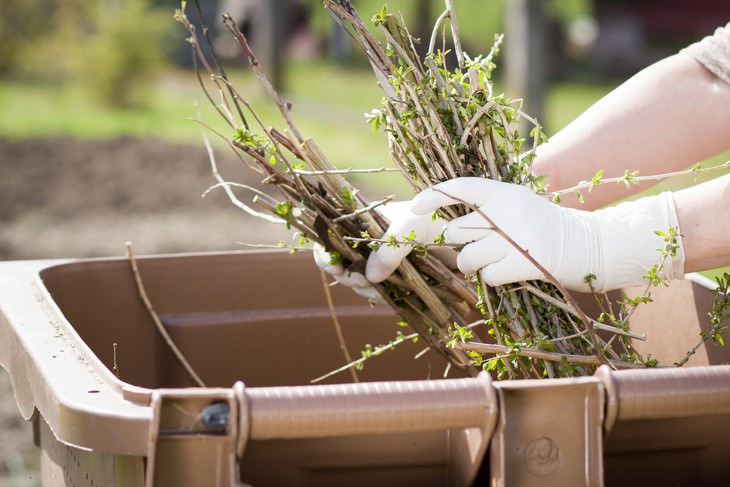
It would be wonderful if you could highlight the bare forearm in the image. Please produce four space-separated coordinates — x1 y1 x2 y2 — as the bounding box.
674 173 730 273
534 53 730 210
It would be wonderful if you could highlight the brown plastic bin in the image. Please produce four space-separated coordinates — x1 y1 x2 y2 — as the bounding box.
1 250 729 486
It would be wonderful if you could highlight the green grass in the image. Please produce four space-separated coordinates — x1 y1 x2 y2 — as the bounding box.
0 63 614 140
0 60 613 197
0 77 206 141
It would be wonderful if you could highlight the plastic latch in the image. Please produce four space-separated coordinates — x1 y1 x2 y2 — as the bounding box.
490 377 605 487
145 387 246 487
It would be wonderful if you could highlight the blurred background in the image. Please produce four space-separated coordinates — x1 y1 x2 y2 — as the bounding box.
1 0 729 484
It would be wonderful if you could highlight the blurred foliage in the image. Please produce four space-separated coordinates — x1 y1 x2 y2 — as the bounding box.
10 0 96 80
2 0 592 106
82 0 174 107
4 0 173 108
308 0 590 57
0 0 54 76
307 0 505 57
547 0 592 23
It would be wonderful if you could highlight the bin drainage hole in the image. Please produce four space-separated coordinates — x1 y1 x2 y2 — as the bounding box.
523 436 560 477
87 390 100 394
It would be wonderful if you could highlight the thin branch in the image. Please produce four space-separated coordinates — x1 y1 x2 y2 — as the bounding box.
187 117 267 176
126 242 206 387
236 242 307 250
291 167 400 175
553 160 730 198
198 115 285 224
192 0 249 129
311 331 420 384
202 181 280 207
459 101 496 147
112 343 120 379
456 341 642 369
332 195 394 223
176 6 238 129
444 0 464 68
343 235 459 249
428 9 451 56
319 270 359 383
222 14 304 144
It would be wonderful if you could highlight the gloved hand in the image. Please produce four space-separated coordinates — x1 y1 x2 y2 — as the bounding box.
367 177 685 293
313 200 452 302
313 243 383 303
364 200 453 282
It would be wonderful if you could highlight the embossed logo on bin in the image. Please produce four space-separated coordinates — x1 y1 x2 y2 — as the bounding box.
523 436 560 476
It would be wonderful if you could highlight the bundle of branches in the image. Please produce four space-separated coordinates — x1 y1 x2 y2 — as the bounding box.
322 0 656 378
177 0 652 380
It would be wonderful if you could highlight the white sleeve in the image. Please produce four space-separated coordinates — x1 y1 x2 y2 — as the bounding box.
681 23 730 86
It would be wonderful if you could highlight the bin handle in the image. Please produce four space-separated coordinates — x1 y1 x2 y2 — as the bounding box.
596 364 730 430
237 372 496 441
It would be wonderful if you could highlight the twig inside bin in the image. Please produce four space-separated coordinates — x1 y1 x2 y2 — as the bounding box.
319 270 359 383
455 342 643 369
112 342 120 379
311 329 421 384
125 242 207 387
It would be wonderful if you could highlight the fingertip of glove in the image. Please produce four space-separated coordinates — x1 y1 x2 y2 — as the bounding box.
479 267 506 288
455 250 481 275
313 244 344 276
365 253 392 283
335 270 369 288
411 189 440 214
352 285 384 304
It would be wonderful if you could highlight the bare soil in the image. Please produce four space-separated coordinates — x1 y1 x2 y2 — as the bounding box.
0 136 293 483
0 135 294 259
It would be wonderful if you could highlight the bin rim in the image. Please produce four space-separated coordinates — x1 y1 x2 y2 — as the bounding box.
0 250 722 457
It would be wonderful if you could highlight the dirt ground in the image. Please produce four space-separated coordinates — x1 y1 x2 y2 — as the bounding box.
0 136 293 484
0 135 296 259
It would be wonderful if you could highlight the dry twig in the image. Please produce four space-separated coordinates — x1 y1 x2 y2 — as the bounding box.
319 269 359 383
126 242 206 387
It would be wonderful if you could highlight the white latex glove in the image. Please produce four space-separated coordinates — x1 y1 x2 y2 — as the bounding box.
378 177 685 293
313 243 383 303
365 201 452 283
314 200 452 301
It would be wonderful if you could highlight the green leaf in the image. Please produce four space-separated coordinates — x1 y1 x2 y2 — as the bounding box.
372 5 388 26
340 186 357 210
467 351 483 366
433 230 446 245
274 200 292 219
588 170 603 192
386 233 399 249
400 230 417 244
621 169 640 188
364 108 384 134
328 250 343 266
